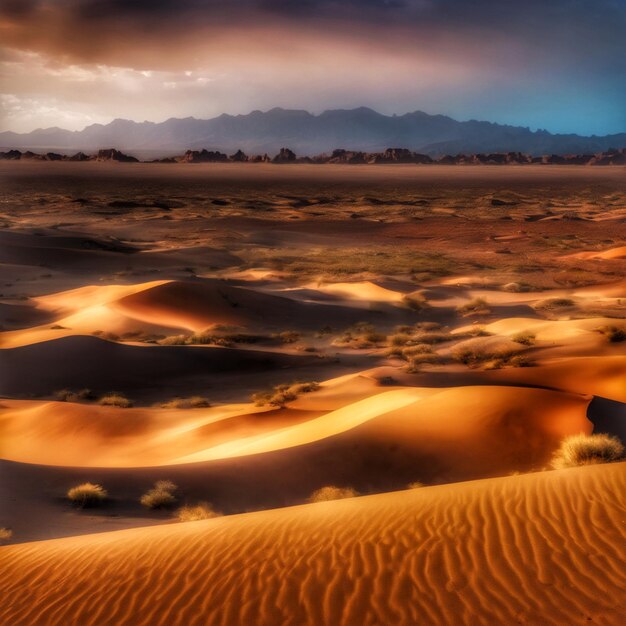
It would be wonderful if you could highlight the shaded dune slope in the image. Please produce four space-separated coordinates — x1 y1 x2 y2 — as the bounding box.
0 335 322 398
1 463 624 626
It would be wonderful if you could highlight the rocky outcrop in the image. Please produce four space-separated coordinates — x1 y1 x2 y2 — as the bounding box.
229 149 248 162
588 148 626 165
95 149 139 163
69 152 90 162
273 148 297 163
1 146 625 165
180 149 228 163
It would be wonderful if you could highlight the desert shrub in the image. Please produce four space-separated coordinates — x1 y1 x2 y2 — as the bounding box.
54 388 93 402
140 480 178 509
176 502 222 522
308 485 359 503
551 433 624 469
537 298 575 310
67 482 108 507
99 393 133 408
402 344 434 358
507 354 534 368
453 348 531 369
272 330 301 344
252 381 320 407
405 353 440 373
160 396 211 409
333 323 386 349
407 481 425 489
457 297 491 317
465 326 492 337
412 330 451 345
595 325 626 343
159 334 189 346
512 331 536 345
0 528 12 543
415 322 442 331
402 294 428 312
389 333 413 347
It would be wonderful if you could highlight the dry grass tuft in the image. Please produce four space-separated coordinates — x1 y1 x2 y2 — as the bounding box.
0 528 12 543
98 393 133 408
551 433 624 469
512 331 536 345
54 388 94 402
160 396 211 409
253 381 320 407
176 502 222 522
67 482 108 507
140 480 178 509
407 481 425 489
308 485 359 503
457 297 491 317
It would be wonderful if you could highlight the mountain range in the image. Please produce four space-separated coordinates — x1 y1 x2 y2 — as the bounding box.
1 108 625 157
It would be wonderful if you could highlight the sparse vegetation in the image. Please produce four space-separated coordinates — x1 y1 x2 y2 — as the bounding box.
457 297 491 317
67 482 108 507
512 331 536 345
252 381 321 407
54 388 94 402
308 485 359 503
160 396 211 409
176 502 222 522
454 347 533 369
333 322 386 349
98 393 133 408
405 353 441 373
551 433 624 469
407 481 425 489
272 330 301 344
402 293 428 312
140 480 178 509
159 331 264 347
0 528 12 543
536 298 575 310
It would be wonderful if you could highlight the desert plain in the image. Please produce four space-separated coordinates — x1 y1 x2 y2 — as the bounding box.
0 162 624 625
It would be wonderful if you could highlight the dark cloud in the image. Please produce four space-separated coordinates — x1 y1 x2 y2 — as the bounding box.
1 0 624 69
0 1 624 134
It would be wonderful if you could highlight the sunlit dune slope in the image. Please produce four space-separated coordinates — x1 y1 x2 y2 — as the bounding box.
0 278 402 347
1 463 624 626
483 355 626 403
567 245 626 260
0 383 591 473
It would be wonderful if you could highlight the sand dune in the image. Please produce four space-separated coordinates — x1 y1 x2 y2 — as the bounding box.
301 280 404 303
0 335 324 401
0 278 404 348
1 463 623 626
484 355 626 403
0 382 591 473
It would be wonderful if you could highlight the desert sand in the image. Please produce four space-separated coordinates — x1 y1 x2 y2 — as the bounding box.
0 163 625 624
1 463 624 626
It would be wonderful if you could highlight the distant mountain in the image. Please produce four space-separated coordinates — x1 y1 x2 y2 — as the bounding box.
1 108 625 157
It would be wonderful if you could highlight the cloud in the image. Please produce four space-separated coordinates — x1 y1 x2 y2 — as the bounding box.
0 1 624 134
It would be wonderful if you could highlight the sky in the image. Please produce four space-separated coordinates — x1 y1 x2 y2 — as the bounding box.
0 0 624 135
